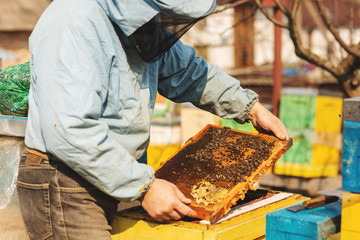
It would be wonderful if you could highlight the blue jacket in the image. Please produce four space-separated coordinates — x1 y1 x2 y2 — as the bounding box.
25 0 258 202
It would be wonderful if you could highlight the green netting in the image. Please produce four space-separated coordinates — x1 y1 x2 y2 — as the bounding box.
0 62 30 117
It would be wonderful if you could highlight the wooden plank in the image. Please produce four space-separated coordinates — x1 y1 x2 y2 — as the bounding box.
261 0 286 7
261 0 277 7
111 216 204 240
234 3 254 68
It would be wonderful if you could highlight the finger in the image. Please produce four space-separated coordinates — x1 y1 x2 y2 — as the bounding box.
175 187 192 205
154 214 172 222
161 216 172 222
276 121 288 140
280 127 289 140
152 216 165 222
174 188 197 218
175 209 185 219
174 202 197 218
271 120 288 140
168 210 182 220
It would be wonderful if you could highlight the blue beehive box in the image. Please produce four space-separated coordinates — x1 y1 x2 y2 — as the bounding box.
266 201 341 240
342 120 360 193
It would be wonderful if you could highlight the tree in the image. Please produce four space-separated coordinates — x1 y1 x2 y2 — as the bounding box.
253 0 360 97
218 0 360 97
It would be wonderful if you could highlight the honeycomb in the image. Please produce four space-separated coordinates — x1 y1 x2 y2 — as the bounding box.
155 124 292 223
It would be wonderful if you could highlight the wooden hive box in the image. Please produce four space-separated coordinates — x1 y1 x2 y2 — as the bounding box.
111 190 307 240
342 120 360 193
266 200 342 240
341 191 360 240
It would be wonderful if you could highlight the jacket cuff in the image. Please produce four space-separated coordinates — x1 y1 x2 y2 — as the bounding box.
234 92 259 124
136 170 155 202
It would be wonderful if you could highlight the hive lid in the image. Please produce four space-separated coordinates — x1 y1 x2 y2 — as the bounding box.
155 124 292 223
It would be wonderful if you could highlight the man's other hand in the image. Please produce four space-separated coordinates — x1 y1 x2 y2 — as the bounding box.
248 102 289 140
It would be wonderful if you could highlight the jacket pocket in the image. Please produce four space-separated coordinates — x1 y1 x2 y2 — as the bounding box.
16 181 53 240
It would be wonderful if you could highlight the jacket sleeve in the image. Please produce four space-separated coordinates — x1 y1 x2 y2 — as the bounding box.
157 40 259 123
29 15 154 202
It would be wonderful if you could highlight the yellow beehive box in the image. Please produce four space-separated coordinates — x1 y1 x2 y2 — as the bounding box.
310 131 342 177
314 96 342 132
147 144 181 170
147 124 181 169
341 192 360 240
111 191 308 240
180 105 220 145
274 131 341 177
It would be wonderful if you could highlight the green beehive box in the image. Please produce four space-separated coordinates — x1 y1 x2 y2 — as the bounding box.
277 129 313 165
275 88 341 178
220 119 254 133
279 88 318 131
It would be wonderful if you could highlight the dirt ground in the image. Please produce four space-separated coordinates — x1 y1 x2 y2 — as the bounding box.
0 200 140 240
0 205 27 240
1 48 30 70
0 32 31 70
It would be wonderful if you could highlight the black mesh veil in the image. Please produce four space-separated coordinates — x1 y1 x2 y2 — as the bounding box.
128 14 205 62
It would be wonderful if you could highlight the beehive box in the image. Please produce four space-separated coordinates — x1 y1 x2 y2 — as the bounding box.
266 200 342 240
220 119 255 133
343 96 360 122
147 124 181 169
155 124 292 223
180 105 220 144
341 191 360 240
278 88 318 131
275 88 343 178
275 129 341 177
111 190 308 240
342 121 360 193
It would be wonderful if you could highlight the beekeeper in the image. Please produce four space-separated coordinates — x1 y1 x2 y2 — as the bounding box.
16 0 288 239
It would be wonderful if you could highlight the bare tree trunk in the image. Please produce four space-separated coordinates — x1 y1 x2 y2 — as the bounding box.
251 0 360 97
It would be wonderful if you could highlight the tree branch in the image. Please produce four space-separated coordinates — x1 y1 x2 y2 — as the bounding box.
215 0 252 13
219 4 257 36
337 44 360 97
337 43 360 78
253 0 288 28
290 0 300 17
314 0 360 58
274 0 288 15
286 10 339 76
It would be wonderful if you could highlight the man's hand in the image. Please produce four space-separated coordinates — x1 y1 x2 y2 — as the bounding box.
140 178 197 222
248 102 289 140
